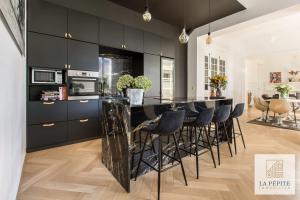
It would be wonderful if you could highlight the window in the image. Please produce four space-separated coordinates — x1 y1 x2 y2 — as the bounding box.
219 59 226 76
204 56 226 91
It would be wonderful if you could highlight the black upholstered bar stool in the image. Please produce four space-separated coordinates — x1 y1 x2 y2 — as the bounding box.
134 110 187 200
181 107 217 179
230 103 246 154
212 105 233 165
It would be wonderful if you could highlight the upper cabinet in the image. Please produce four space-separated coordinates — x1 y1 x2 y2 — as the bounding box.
28 32 67 69
99 19 124 49
124 26 143 53
68 10 98 43
144 32 161 56
68 40 99 71
28 0 68 38
161 37 175 58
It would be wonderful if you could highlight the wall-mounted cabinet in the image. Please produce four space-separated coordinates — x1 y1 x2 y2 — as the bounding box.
144 54 161 97
161 37 175 58
28 0 68 38
68 40 99 71
144 32 161 56
28 32 67 69
68 10 99 43
124 26 143 53
99 19 124 49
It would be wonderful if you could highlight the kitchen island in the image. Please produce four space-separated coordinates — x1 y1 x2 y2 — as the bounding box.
101 97 233 192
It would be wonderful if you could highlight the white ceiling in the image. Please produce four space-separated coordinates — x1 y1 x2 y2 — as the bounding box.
201 4 300 58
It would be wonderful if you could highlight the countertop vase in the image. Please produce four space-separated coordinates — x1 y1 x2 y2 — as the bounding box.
216 88 222 97
126 89 144 105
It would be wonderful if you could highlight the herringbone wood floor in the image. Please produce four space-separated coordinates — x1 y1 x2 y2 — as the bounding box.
17 109 300 200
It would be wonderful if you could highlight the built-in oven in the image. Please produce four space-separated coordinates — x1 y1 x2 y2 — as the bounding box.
31 68 63 84
68 70 99 100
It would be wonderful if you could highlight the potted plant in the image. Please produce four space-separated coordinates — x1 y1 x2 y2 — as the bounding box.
274 83 293 99
117 75 152 105
209 75 228 97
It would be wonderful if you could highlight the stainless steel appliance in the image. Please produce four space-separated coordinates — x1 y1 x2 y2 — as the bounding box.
68 70 99 100
161 57 175 99
31 68 63 84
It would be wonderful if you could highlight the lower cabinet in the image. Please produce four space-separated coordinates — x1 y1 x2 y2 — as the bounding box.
27 122 68 149
68 118 99 141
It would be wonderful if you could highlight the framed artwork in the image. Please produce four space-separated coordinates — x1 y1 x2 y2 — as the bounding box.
0 0 25 54
270 72 281 83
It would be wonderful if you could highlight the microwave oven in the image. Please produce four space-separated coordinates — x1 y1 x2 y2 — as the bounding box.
31 68 63 84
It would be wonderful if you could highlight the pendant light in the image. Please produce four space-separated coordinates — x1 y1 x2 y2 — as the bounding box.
143 0 152 22
206 0 212 45
179 0 189 44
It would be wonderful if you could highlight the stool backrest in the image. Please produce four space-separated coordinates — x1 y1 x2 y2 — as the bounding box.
213 105 231 123
231 103 245 118
195 107 215 126
156 110 186 135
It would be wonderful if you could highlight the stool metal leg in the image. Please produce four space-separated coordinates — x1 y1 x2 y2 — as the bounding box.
236 118 246 149
194 126 199 179
203 126 216 168
232 121 237 155
134 132 150 181
173 132 188 186
157 136 162 200
215 123 220 165
222 122 233 157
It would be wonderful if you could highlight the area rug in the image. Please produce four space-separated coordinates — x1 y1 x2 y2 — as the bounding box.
247 118 300 131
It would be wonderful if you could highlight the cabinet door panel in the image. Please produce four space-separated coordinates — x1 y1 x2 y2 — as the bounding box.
68 118 99 141
144 54 161 97
68 10 98 43
161 38 175 58
68 40 99 71
28 101 68 125
28 32 67 69
124 26 143 52
27 122 68 149
99 19 123 49
68 100 99 120
144 32 161 55
28 0 67 37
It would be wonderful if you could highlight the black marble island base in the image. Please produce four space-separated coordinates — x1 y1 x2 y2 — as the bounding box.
101 97 233 192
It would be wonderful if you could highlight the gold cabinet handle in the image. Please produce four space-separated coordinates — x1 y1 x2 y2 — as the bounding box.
42 123 55 127
64 64 68 69
79 119 89 123
64 32 68 38
43 102 55 105
79 100 89 103
68 33 72 38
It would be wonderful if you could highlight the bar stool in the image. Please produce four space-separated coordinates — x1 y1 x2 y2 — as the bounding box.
134 110 187 200
212 105 233 165
230 103 246 154
181 107 216 179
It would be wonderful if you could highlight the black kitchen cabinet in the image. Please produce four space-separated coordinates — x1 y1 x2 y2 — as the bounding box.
28 32 67 69
27 122 68 149
144 32 161 55
124 26 143 53
28 0 67 38
144 54 161 97
161 37 175 58
68 99 99 120
68 118 99 141
68 10 99 43
99 19 124 49
68 40 99 71
28 101 68 125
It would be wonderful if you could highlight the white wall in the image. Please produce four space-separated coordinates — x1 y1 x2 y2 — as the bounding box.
246 53 300 97
0 15 26 200
188 0 300 101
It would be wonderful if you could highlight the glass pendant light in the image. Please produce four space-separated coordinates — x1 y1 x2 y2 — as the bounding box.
143 0 152 22
179 0 189 44
206 0 212 45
